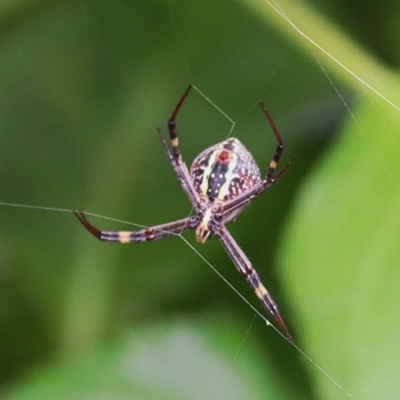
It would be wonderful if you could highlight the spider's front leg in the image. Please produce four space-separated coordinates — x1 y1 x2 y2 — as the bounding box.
167 85 192 161
216 225 293 342
74 211 198 243
157 85 200 208
216 103 294 220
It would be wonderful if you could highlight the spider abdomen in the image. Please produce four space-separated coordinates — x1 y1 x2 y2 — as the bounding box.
190 138 261 201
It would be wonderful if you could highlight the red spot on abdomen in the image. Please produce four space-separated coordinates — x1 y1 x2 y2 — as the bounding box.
217 150 232 164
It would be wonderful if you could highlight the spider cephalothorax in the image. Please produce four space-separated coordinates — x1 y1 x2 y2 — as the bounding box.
74 85 294 342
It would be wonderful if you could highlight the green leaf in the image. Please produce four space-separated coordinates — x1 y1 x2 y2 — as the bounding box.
4 317 294 400
281 97 400 399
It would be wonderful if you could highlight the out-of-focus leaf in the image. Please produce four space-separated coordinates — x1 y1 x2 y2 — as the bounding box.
4 317 296 400
281 97 400 399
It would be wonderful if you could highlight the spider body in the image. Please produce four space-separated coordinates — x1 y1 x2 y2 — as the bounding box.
190 138 263 243
74 85 294 342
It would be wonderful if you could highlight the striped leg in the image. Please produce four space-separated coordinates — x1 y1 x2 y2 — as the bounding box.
217 226 293 342
218 103 294 219
258 102 285 179
167 85 192 160
259 101 295 182
74 211 198 243
157 85 199 207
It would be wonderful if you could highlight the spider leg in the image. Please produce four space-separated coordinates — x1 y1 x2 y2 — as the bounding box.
157 128 199 207
157 85 200 207
219 157 294 219
218 104 294 218
216 226 293 342
258 102 295 182
258 102 285 178
74 211 198 243
168 85 192 160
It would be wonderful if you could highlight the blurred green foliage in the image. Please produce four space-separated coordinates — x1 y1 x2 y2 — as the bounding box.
0 0 399 399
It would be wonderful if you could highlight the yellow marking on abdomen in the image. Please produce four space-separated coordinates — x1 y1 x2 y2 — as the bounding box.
200 150 218 196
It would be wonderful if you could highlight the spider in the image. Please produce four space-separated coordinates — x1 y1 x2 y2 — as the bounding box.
74 85 294 342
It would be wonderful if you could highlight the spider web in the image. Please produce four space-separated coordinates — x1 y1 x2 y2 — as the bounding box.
0 1 400 399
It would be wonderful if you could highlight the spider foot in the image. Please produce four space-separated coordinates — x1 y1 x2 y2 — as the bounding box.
252 278 293 342
73 211 102 239
262 293 293 343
